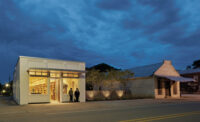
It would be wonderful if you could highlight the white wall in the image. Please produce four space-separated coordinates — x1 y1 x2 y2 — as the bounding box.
19 58 29 105
13 60 20 104
79 73 86 102
129 77 155 98
15 56 85 105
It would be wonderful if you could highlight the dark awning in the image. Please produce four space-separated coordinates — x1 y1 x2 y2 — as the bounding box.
155 75 195 82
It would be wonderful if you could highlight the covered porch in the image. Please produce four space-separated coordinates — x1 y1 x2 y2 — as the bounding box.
154 75 195 99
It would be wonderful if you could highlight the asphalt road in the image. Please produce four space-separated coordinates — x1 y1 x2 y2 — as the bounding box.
0 96 200 122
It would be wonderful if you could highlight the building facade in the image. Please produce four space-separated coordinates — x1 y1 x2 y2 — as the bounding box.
129 60 194 99
13 56 86 105
179 69 200 93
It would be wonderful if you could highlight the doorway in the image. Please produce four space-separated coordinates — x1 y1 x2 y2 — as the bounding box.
50 79 60 103
165 81 171 97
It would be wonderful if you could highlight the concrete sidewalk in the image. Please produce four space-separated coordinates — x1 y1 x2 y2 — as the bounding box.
181 94 200 100
0 96 17 107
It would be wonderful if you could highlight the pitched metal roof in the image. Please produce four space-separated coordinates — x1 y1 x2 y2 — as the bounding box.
155 75 195 82
179 68 200 75
128 62 163 78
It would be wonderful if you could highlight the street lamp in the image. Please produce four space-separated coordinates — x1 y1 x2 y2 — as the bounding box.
5 83 10 88
2 89 6 94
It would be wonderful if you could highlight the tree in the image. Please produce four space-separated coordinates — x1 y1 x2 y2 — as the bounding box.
86 63 134 91
86 63 119 90
119 70 134 89
102 70 120 90
102 69 134 90
192 60 200 69
86 69 105 90
186 59 200 69
87 63 119 72
186 65 192 70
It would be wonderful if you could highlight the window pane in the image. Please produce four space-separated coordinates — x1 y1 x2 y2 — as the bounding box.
63 73 68 77
74 74 79 78
63 73 79 78
29 71 35 75
63 78 79 95
56 73 60 77
29 77 47 95
50 73 55 77
50 73 60 78
42 72 48 76
29 70 48 76
36 72 42 76
68 74 74 77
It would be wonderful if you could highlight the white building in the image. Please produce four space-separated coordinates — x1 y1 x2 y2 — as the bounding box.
129 60 194 98
13 56 86 105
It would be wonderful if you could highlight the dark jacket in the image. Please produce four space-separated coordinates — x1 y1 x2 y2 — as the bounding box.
69 89 73 96
75 90 80 97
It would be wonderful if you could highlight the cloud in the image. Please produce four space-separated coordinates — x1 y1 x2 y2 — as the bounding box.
96 0 131 11
1 0 200 82
122 0 182 33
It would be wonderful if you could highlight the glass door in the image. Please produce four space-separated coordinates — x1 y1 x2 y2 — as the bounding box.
50 79 60 103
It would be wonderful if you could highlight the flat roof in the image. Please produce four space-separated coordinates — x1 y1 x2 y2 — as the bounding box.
19 56 85 64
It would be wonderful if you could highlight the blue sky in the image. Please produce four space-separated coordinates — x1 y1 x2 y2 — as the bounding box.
0 0 200 83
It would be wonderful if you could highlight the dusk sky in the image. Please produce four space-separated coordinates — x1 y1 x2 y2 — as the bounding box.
0 0 200 83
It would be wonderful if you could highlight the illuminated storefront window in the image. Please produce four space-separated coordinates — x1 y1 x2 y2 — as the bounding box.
29 77 47 94
63 78 79 95
29 71 36 75
63 73 79 78
29 70 49 77
50 72 61 78
36 72 42 75
42 72 48 76
28 69 82 96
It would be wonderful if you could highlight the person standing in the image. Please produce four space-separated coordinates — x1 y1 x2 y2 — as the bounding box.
69 88 73 102
75 88 80 102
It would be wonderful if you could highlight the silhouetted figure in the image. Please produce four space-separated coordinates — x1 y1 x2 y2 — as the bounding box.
75 88 80 102
69 88 73 102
